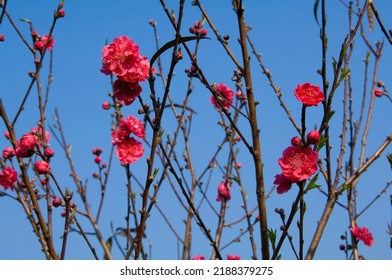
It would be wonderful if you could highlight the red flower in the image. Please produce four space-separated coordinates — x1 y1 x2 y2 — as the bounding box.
111 115 145 145
216 180 231 201
15 133 37 158
227 254 241 260
115 137 144 165
294 83 324 106
113 79 142 105
34 160 50 175
19 133 37 150
274 173 293 194
210 83 234 111
350 226 375 247
100 36 150 83
192 254 205 260
0 167 18 190
278 146 318 182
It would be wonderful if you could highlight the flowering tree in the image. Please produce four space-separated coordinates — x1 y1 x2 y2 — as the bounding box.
0 0 391 260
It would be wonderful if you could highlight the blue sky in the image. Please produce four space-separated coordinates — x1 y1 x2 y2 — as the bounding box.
0 1 391 260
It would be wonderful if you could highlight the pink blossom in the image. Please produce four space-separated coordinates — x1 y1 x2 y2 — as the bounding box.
216 180 231 201
115 137 144 165
100 36 150 83
274 173 293 194
34 160 50 175
0 167 18 190
294 83 324 106
34 35 55 51
0 34 4 42
2 147 15 159
19 133 37 150
29 127 50 147
210 83 234 111
111 116 145 145
113 79 142 105
227 254 241 260
15 133 37 158
350 226 375 247
192 254 205 260
278 146 318 182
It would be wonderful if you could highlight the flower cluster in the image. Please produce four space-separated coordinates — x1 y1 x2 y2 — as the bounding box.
111 115 145 164
210 83 234 111
350 225 375 247
189 20 207 37
101 36 151 106
33 34 55 51
274 83 323 194
0 166 18 190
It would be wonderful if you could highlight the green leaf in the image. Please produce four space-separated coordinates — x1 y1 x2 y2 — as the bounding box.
387 153 392 169
339 68 350 83
231 175 239 184
305 173 320 193
326 110 335 123
149 36 209 74
317 134 328 150
340 183 349 193
268 228 277 246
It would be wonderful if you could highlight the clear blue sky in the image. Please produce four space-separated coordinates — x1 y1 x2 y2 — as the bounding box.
0 0 391 260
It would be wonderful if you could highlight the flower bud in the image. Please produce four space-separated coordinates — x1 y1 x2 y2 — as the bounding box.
102 101 111 110
373 88 383 97
94 156 102 164
52 197 62 207
306 130 320 144
44 148 55 158
34 160 50 175
0 34 4 42
56 9 65 18
291 136 301 146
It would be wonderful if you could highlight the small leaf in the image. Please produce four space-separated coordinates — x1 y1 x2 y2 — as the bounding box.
268 228 277 246
19 18 31 23
317 134 327 150
152 168 159 179
326 110 335 123
386 153 392 169
305 173 320 193
231 175 239 184
339 68 350 83
340 183 349 193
